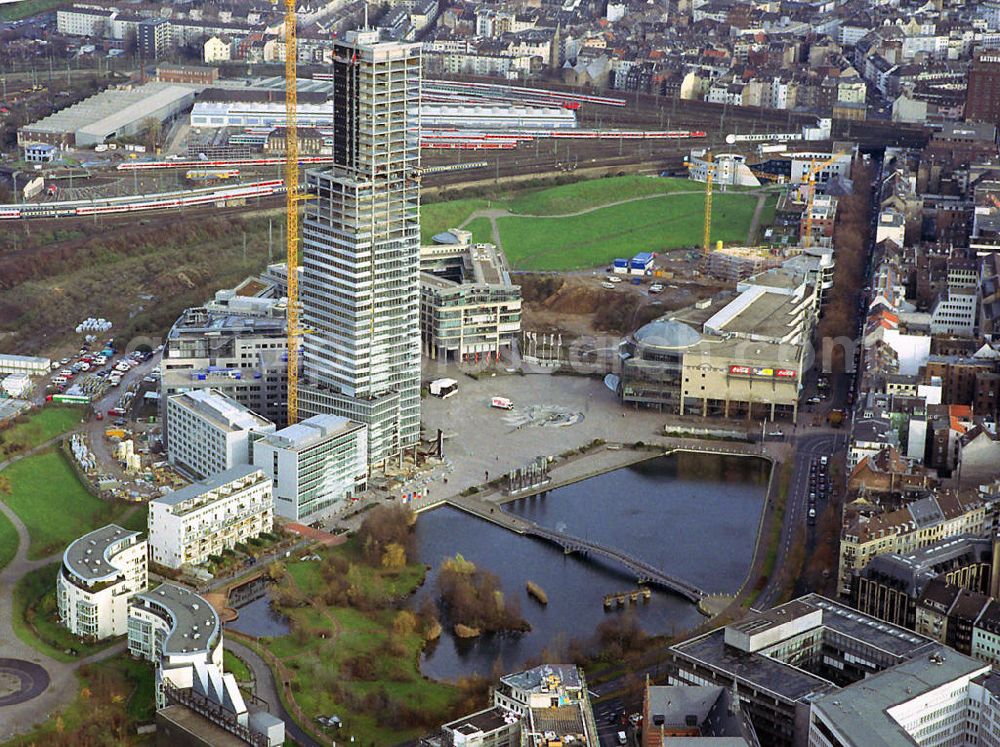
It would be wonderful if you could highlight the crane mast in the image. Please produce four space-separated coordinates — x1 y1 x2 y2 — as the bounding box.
284 0 299 425
802 152 848 250
703 152 714 255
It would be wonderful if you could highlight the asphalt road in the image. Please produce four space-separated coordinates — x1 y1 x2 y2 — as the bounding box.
225 639 320 747
756 431 845 610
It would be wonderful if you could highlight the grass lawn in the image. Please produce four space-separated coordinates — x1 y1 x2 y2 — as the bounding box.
119 503 149 534
224 649 253 684
0 406 82 456
757 196 778 242
4 654 155 746
506 175 703 216
267 541 459 745
498 192 760 271
0 514 17 570
462 217 495 245
0 509 17 571
0 0 64 20
420 198 488 242
12 563 120 662
0 449 124 560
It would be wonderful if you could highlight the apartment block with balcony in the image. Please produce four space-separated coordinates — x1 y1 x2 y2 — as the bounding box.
127 582 284 744
148 465 273 569
57 524 147 641
128 583 225 704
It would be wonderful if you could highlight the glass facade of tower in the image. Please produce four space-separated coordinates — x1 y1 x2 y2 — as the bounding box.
299 30 422 465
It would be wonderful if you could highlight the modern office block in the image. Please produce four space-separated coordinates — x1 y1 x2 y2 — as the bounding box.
166 389 275 479
253 414 367 523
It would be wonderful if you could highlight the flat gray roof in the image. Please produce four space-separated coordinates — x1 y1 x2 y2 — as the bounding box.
811 647 988 746
169 307 285 339
133 582 220 656
419 239 514 289
63 524 142 583
23 83 194 138
260 414 363 451
153 464 264 508
444 707 517 735
0 353 49 364
673 627 837 703
169 388 273 433
714 291 800 339
671 595 935 703
501 663 582 693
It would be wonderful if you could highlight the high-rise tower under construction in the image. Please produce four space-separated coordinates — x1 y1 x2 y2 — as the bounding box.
299 29 422 466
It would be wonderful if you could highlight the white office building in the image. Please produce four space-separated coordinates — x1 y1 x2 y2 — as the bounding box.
930 288 979 337
809 648 998 747
166 388 276 479
299 30 422 466
57 524 147 640
253 414 367 523
148 465 273 569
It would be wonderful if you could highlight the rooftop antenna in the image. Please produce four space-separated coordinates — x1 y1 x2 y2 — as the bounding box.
364 2 369 29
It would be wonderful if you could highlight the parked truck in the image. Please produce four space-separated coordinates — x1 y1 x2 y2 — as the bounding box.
429 378 459 399
490 396 514 410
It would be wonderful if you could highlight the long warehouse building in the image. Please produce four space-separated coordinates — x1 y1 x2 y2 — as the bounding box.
18 83 196 148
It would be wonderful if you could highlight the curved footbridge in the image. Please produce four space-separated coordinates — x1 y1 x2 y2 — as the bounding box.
446 494 707 603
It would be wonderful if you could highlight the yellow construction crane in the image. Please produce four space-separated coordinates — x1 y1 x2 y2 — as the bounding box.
703 152 714 255
280 0 300 425
802 151 849 249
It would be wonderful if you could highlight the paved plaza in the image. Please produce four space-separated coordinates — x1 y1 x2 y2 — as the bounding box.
382 365 779 516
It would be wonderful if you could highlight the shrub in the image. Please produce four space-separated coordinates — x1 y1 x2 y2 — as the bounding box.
356 504 415 567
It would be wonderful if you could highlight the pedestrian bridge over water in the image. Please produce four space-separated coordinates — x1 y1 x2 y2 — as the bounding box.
446 494 707 603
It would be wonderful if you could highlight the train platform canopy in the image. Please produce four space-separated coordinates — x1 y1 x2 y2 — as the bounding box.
18 83 197 148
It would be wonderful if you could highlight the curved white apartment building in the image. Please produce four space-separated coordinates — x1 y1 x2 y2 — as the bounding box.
57 524 148 640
